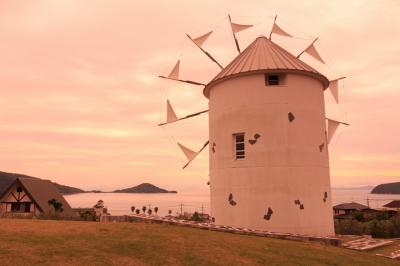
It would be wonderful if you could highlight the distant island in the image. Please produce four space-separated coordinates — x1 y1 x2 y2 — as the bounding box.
0 171 177 195
371 182 400 194
114 183 177 193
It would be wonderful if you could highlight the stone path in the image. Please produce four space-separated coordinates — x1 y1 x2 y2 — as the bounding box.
343 236 393 251
376 249 400 260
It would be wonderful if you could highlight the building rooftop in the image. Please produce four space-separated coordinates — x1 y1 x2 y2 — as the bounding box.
383 200 400 209
0 177 74 216
204 36 329 97
333 202 370 210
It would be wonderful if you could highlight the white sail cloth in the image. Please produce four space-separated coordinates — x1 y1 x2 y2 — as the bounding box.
177 143 198 161
328 78 345 103
166 99 178 123
271 22 292 37
167 60 180 80
230 22 253 33
304 42 325 64
327 118 341 144
191 31 213 47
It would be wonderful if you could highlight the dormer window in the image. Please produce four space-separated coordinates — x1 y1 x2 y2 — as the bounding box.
265 74 285 86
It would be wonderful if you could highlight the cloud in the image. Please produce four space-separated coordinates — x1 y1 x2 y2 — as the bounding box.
0 0 398 190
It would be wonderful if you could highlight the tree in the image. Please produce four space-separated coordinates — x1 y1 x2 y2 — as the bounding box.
191 211 201 221
135 209 140 215
131 206 135 213
154 207 158 215
142 206 147 214
94 200 104 208
48 198 64 215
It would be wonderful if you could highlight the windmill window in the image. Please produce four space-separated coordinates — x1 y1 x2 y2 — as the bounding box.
265 74 284 86
233 133 245 160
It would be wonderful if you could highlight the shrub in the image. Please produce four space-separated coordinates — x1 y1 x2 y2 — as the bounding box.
191 212 201 222
334 219 367 235
78 210 96 221
352 211 364 222
374 211 390 221
335 214 400 238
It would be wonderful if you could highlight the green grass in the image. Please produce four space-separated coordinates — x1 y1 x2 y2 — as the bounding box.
0 219 397 266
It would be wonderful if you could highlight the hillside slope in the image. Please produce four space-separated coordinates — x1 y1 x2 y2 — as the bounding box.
371 182 400 194
0 171 85 195
0 219 397 266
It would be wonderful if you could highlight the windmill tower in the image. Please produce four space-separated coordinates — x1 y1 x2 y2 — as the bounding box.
159 16 347 236
206 36 334 236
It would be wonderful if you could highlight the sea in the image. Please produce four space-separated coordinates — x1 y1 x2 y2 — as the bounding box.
65 188 400 217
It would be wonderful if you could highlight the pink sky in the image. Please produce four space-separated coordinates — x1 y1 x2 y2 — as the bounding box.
0 0 399 192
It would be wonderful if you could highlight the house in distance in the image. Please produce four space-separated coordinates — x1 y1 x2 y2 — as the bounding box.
0 177 74 218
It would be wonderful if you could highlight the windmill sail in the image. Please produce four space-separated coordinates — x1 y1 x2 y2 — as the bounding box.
270 21 292 38
158 60 205 86
158 109 208 126
328 77 346 103
179 141 210 169
230 22 253 33
167 60 180 80
178 143 198 162
166 99 178 123
269 15 292 40
186 33 223 69
305 43 325 64
297 38 325 64
326 118 349 144
192 31 213 47
228 14 253 53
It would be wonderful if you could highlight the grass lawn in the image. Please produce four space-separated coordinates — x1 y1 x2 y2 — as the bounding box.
0 219 397 266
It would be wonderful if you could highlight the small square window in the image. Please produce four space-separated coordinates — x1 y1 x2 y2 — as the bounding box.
233 133 245 160
268 75 279 85
265 74 285 86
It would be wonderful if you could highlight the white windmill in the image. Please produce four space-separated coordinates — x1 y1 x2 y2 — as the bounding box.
158 15 348 236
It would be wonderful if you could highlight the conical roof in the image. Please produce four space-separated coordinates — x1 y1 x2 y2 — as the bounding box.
204 36 329 98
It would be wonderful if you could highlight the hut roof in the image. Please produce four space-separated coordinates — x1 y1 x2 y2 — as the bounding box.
204 36 329 97
383 200 400 209
0 177 74 216
333 202 369 211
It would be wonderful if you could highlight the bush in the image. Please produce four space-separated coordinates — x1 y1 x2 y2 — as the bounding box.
191 212 200 221
78 210 96 221
374 212 390 221
335 219 367 235
335 214 400 238
352 211 364 222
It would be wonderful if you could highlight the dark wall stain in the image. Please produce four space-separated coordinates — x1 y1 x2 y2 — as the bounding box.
288 112 295 122
264 207 273 220
248 133 261 145
228 193 237 206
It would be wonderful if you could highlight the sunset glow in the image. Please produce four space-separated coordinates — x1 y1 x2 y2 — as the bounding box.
0 0 399 191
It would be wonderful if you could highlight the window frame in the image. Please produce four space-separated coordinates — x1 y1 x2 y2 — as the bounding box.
233 133 245 160
11 202 31 213
264 73 286 86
